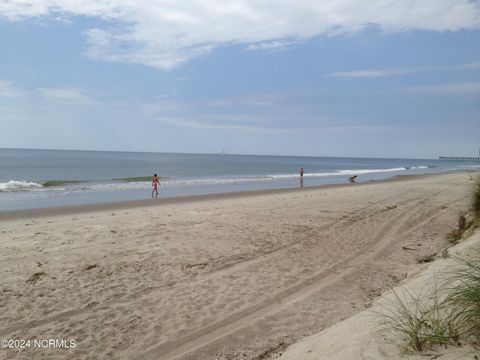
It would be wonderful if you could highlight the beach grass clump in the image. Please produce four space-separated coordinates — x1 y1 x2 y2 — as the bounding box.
447 213 468 243
380 255 480 353
472 176 480 221
445 256 480 342
379 284 458 353
379 176 480 353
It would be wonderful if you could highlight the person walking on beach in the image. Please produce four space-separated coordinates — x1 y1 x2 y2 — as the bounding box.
300 168 304 178
152 174 160 198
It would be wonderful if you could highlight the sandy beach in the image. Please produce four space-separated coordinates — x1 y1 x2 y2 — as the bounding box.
0 172 476 360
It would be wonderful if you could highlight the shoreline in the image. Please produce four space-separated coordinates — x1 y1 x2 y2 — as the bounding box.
0 172 435 221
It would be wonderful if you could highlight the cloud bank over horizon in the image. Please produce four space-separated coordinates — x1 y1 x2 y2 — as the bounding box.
1 0 480 69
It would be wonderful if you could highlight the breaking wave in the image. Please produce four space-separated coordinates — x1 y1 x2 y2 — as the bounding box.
0 180 43 192
42 180 84 187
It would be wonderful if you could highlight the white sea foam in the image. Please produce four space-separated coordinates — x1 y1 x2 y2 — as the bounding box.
164 177 270 186
83 177 269 191
268 167 409 179
0 180 43 192
459 164 480 169
89 182 151 191
337 167 407 175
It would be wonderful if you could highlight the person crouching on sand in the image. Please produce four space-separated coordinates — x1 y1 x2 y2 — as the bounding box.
152 174 160 198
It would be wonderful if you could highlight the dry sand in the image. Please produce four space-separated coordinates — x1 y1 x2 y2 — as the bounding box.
0 172 476 360
278 229 480 360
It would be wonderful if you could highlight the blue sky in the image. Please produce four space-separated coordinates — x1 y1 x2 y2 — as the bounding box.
0 1 479 159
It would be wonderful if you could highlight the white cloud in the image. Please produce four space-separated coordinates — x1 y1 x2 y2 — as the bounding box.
245 40 300 51
37 87 89 101
330 61 480 78
142 99 184 115
1 0 479 69
208 94 284 107
332 70 382 78
155 115 288 132
405 81 480 95
458 61 480 70
0 81 95 102
0 80 24 97
0 106 29 122
331 69 412 78
144 92 346 131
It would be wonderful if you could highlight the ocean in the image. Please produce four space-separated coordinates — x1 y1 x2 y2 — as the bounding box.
1 148 479 211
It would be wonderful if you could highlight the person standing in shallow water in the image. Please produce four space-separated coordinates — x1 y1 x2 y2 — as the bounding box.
152 174 160 198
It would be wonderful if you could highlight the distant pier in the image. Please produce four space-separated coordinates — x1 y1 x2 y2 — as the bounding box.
439 156 480 162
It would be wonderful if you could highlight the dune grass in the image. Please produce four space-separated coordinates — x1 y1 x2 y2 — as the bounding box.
379 174 480 353
379 281 459 353
448 213 468 244
379 254 480 353
472 176 480 221
445 255 480 343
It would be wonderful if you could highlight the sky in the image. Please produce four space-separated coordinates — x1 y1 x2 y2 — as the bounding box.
0 1 479 159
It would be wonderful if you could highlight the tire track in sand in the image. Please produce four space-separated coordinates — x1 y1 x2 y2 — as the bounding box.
0 198 396 338
136 195 448 360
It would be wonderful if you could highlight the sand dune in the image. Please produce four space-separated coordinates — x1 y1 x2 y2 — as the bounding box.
278 230 480 360
0 172 475 359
